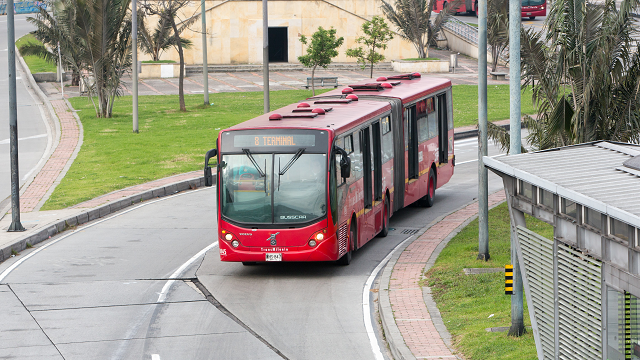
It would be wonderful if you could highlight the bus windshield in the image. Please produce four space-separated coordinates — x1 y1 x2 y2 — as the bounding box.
220 152 327 225
522 0 545 6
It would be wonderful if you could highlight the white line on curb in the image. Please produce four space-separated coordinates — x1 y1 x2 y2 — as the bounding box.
363 235 415 360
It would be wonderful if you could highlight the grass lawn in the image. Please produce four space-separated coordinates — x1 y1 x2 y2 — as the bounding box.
16 34 57 73
452 85 536 128
42 90 329 209
426 201 553 360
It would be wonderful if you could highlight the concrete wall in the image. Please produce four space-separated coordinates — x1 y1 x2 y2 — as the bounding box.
142 0 418 65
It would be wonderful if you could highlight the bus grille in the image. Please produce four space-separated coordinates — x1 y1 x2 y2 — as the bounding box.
338 224 348 257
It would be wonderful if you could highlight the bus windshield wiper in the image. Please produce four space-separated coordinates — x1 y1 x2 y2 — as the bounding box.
279 148 306 175
242 148 265 177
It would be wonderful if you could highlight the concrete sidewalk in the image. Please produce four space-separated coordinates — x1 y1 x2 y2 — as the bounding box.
1 47 511 358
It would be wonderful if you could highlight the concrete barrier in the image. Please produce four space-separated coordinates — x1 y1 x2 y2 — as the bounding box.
391 59 450 73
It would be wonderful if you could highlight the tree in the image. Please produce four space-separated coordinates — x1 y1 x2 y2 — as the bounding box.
298 27 344 96
487 0 508 72
140 0 192 112
488 0 640 152
28 0 132 118
26 4 88 87
381 0 462 59
346 16 394 78
137 7 197 62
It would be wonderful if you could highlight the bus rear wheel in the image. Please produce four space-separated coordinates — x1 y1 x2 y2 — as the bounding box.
419 168 436 207
242 262 257 266
337 224 356 265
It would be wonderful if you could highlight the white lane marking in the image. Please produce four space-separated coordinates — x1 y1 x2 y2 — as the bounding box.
363 235 415 360
456 153 506 165
151 355 160 360
0 133 47 145
156 241 218 303
0 187 213 283
455 137 478 145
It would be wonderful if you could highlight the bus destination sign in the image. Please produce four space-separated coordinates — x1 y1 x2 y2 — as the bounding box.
234 134 316 148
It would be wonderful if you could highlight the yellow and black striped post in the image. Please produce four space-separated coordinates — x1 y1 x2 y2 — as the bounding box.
505 265 513 295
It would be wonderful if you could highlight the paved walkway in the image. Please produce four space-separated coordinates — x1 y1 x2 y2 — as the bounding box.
19 100 79 212
387 190 506 359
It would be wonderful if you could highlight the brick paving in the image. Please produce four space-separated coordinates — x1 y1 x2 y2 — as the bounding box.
19 100 79 212
389 190 507 359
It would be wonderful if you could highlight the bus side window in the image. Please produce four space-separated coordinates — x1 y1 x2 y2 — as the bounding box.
350 133 362 181
417 99 429 143
381 116 393 163
427 97 437 139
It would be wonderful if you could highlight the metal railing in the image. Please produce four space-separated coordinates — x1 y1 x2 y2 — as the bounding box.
442 16 479 44
441 15 509 64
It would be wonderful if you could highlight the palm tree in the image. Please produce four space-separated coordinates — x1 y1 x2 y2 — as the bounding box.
28 0 132 118
73 0 133 118
381 0 463 59
489 0 640 152
487 0 508 72
137 7 197 62
26 4 86 86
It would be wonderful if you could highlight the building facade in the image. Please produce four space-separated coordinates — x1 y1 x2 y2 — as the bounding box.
147 0 417 65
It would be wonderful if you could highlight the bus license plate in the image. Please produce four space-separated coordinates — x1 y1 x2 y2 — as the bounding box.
266 253 282 261
527 12 532 15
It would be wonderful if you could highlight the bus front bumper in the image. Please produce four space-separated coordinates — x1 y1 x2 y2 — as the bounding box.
218 236 339 262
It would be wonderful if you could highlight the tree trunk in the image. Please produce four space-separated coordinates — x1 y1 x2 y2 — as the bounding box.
170 15 186 112
311 65 317 96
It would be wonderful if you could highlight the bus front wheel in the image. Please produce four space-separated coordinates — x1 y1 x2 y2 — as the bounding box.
337 223 356 265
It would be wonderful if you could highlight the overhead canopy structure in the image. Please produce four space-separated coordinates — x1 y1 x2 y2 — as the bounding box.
484 141 640 360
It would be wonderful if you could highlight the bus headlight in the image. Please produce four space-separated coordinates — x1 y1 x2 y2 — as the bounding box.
309 229 327 247
232 240 240 248
225 233 233 241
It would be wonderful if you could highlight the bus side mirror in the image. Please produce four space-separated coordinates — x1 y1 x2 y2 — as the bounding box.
204 148 217 187
335 147 351 179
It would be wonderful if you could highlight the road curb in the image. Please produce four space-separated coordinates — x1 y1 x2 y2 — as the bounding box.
0 174 212 264
0 46 61 220
377 191 506 359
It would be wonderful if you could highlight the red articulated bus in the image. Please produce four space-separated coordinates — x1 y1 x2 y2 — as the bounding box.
203 73 455 265
433 0 546 19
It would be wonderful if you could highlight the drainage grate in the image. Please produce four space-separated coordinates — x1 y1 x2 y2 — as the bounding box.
401 228 420 235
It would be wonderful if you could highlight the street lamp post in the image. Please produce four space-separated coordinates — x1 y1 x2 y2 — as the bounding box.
7 0 25 232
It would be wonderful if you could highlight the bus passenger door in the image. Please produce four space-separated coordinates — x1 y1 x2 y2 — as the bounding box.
372 121 383 233
405 105 420 205
359 127 374 244
437 93 449 164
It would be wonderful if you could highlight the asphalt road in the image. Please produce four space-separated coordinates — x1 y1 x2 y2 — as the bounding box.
0 14 50 208
0 133 508 359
